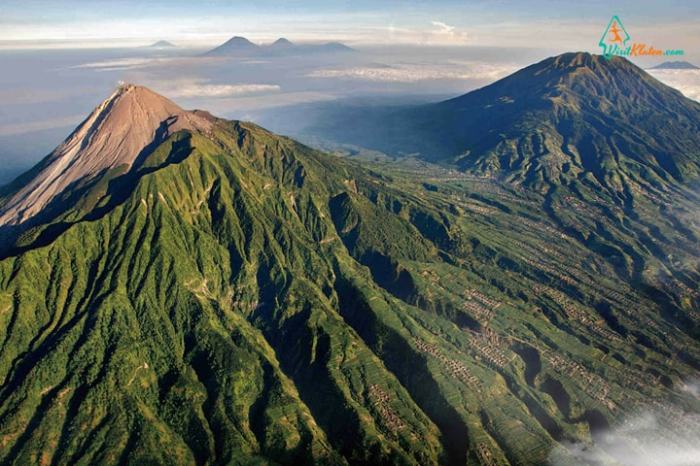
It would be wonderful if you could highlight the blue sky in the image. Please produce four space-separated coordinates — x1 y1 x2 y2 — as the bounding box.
1 0 699 53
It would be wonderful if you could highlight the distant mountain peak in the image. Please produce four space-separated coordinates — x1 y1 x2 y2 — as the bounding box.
226 36 256 44
271 37 294 47
205 35 354 56
320 41 354 51
649 60 699 70
219 36 258 49
205 35 260 56
149 40 176 48
0 85 213 226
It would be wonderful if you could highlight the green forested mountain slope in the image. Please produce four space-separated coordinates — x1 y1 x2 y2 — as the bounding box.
0 84 698 465
303 53 700 197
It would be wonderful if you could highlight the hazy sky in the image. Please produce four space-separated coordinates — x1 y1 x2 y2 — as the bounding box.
2 0 699 52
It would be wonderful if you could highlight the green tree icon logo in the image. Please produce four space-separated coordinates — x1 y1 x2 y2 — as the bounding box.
599 16 630 57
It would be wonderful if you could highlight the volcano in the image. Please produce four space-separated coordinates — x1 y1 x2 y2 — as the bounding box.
0 59 698 465
307 52 700 197
0 84 213 226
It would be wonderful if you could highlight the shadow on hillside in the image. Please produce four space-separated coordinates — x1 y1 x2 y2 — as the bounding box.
0 127 195 260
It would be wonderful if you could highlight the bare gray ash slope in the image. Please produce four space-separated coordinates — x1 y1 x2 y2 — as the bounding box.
0 84 213 226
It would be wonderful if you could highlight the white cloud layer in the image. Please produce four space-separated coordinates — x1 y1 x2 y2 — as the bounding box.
549 397 700 466
172 83 281 98
430 20 468 44
71 57 171 72
308 63 516 83
431 21 456 35
648 69 700 102
149 79 281 99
